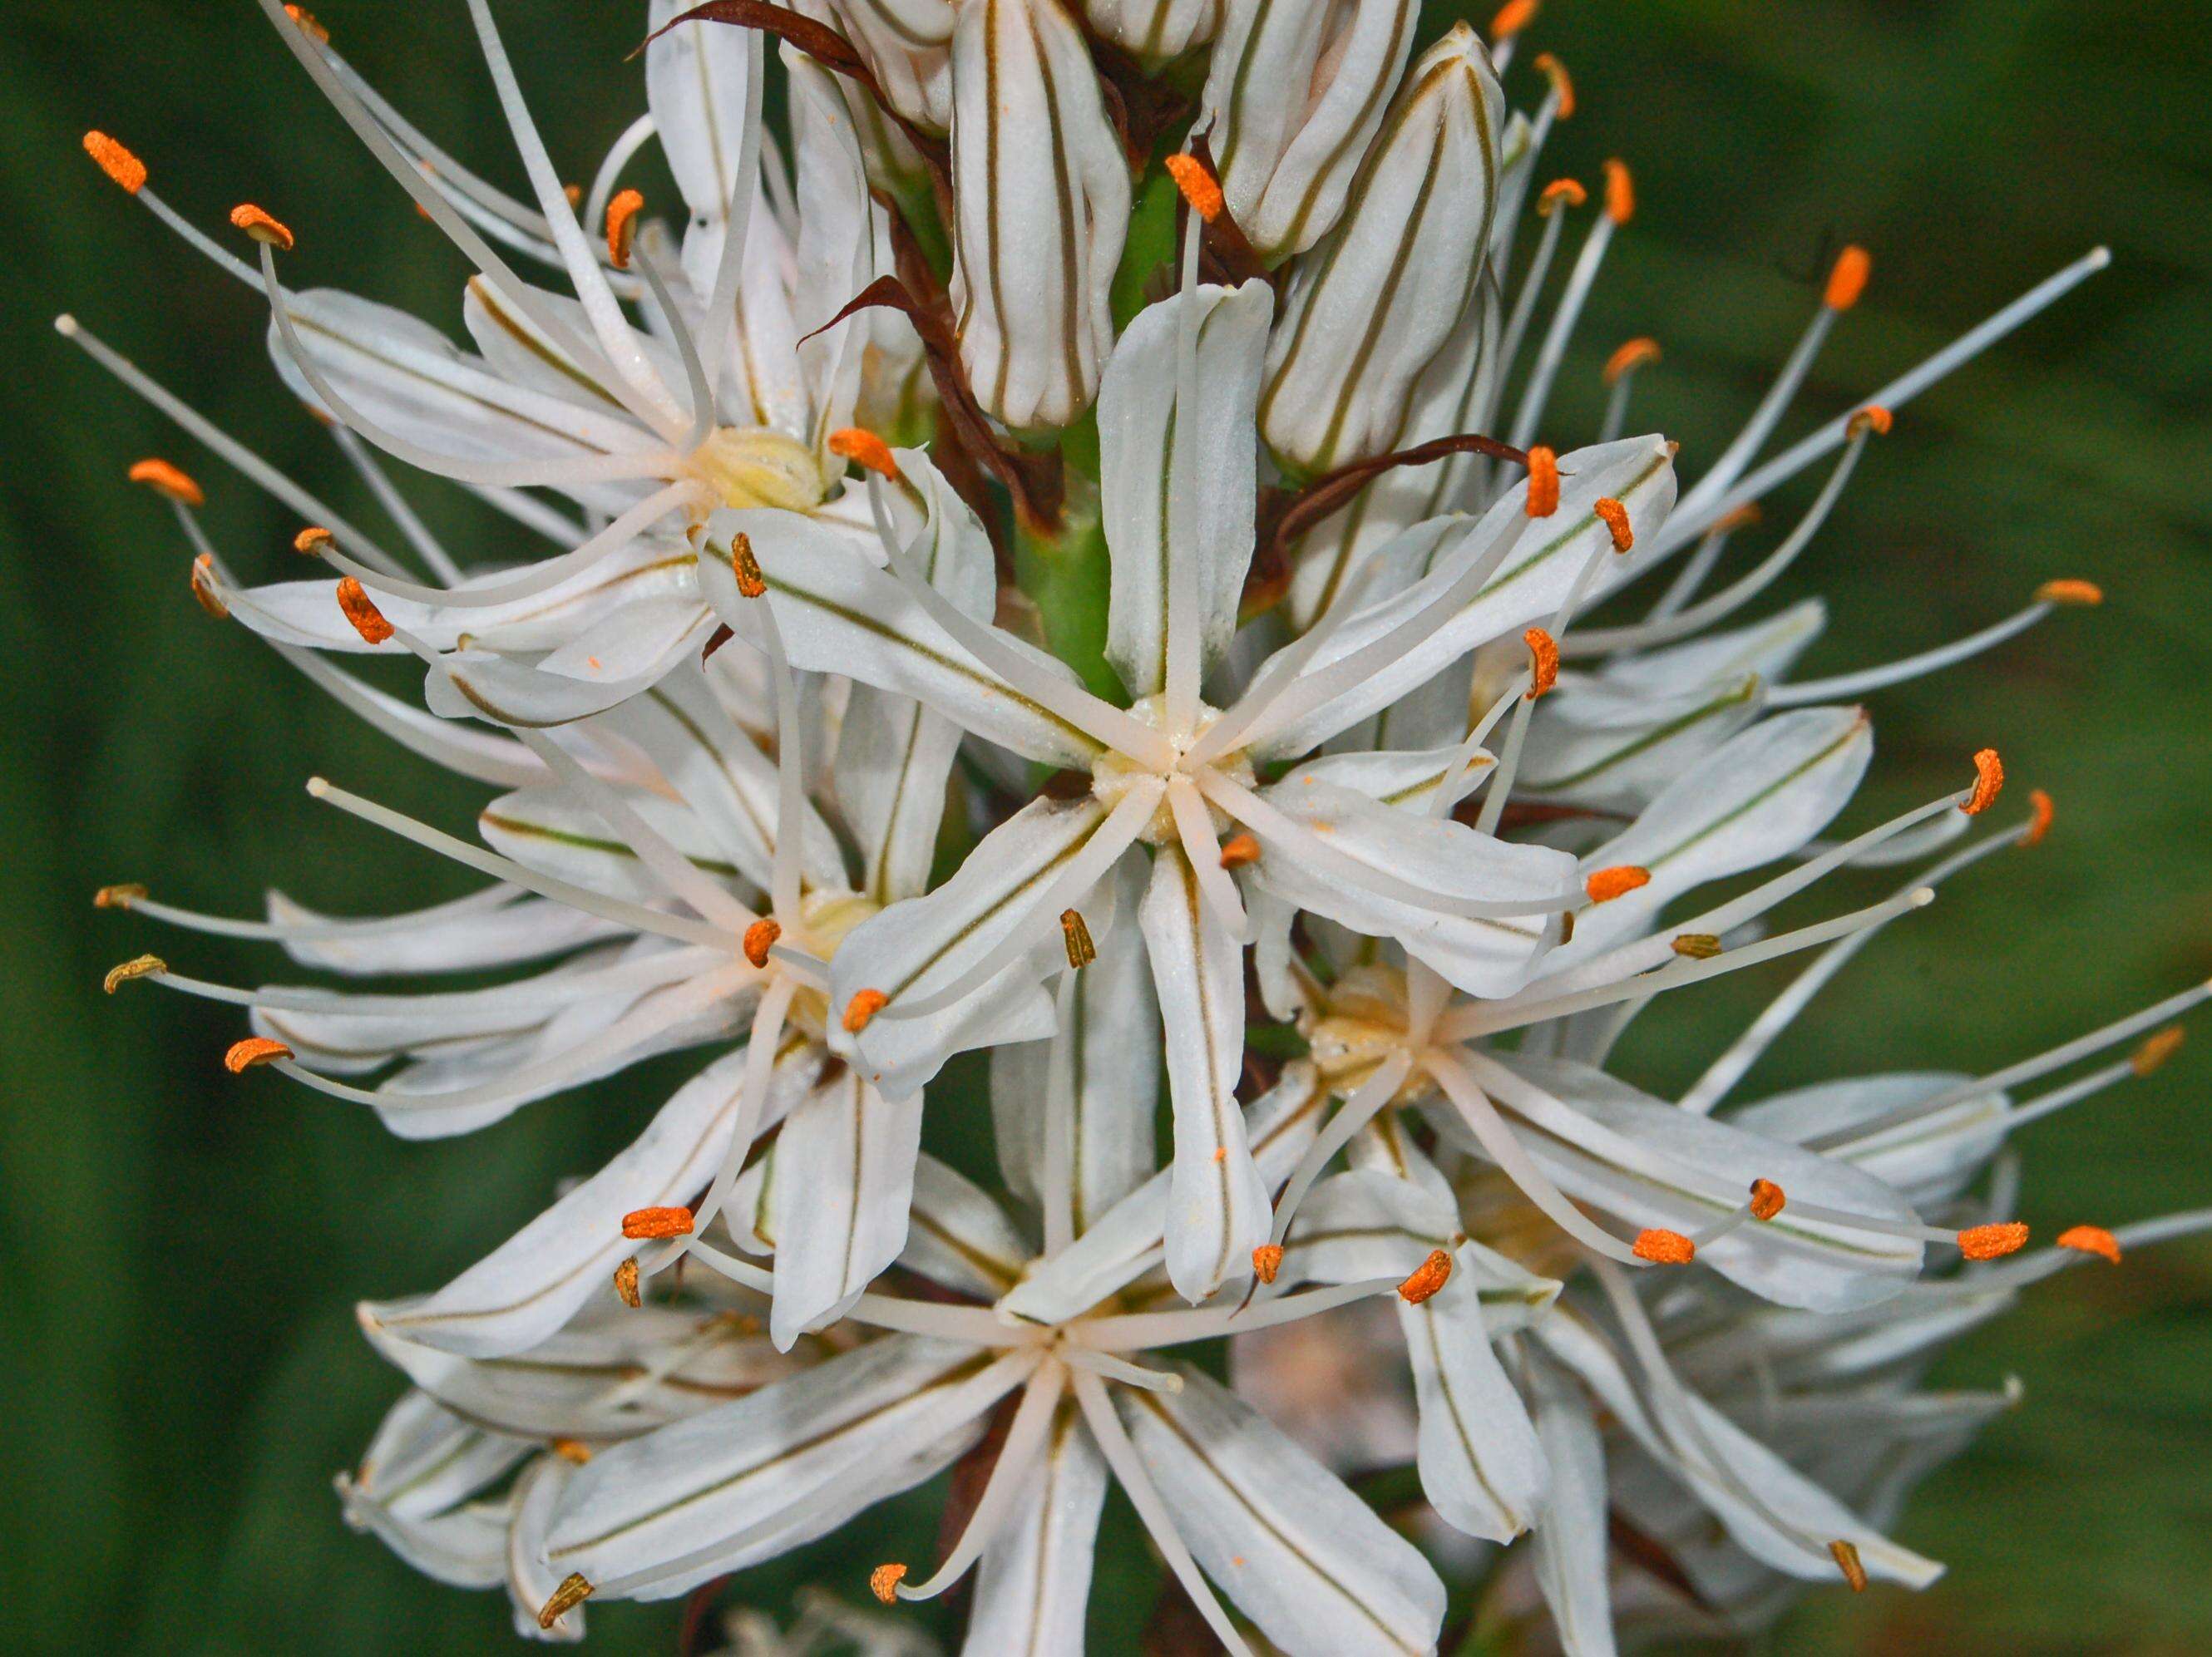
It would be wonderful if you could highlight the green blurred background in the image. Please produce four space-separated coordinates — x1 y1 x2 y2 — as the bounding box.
2 1 2207 1651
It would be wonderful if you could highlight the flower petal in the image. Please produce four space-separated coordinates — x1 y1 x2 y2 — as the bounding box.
965 1394 1108 1655
765 1068 926 1348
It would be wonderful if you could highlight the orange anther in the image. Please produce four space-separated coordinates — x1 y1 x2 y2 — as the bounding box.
1163 153 1224 224
284 4 330 42
1962 747 2004 816
335 576 395 645
1537 178 1586 215
1489 0 1538 42
2035 578 2102 607
551 1438 594 1464
82 131 147 194
537 1574 594 1631
869 1563 907 1604
224 1036 293 1073
1218 832 1262 869
1533 52 1576 119
1523 628 1558 698
1633 1228 1696 1265
1602 337 1661 384
1824 245 1872 311
128 458 204 507
2022 787 2055 848
1714 501 1763 535
1060 908 1096 970
1252 1244 1284 1285
1602 159 1634 224
2131 1026 2185 1077
1397 1249 1454 1304
742 919 781 969
731 532 767 599
1849 404 1894 437
1957 1221 2029 1261
621 1205 694 1240
1829 1540 1868 1593
1749 1179 1786 1222
613 1256 642 1308
2056 1224 2122 1265
94 883 147 910
843 989 888 1033
1584 865 1650 904
1671 933 1721 959
294 525 334 557
230 203 294 250
103 954 165 994
190 553 229 620
1593 496 1634 552
828 427 901 481
605 188 644 269
1524 446 1560 516
564 184 583 208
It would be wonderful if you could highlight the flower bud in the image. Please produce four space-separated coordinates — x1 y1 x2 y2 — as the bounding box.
1085 0 1222 60
1257 23 1505 474
949 0 1132 428
802 0 956 132
1203 0 1420 259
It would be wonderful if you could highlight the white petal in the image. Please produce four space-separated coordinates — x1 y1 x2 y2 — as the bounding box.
964 1394 1108 1655
901 1154 1034 1299
267 887 620 978
543 1336 1031 1589
1526 1364 1617 1657
1728 1072 2007 1209
353 1391 529 1521
479 782 743 905
647 0 758 227
766 1069 926 1348
1547 706 1874 966
1143 845 1271 1303
361 1045 817 1357
1399 1242 1548 1542
1099 280 1276 700
506 1457 585 1643
1118 1367 1447 1657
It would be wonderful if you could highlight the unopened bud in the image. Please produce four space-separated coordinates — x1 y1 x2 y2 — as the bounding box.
1258 24 1503 471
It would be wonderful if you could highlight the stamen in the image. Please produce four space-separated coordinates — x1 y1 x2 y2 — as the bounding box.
1849 404 1894 437
1584 865 1650 904
1268 1052 1415 1248
291 526 332 557
93 884 146 910
1538 178 1586 214
104 954 165 994
1060 908 1096 971
1163 153 1223 223
1218 833 1261 869
1490 0 1538 41
1592 496 1633 551
1672 934 1721 959
730 532 768 599
1525 446 1560 515
190 555 228 619
604 187 643 269
1602 159 1634 224
896 1365 1069 1602
1523 627 1559 698
129 459 204 507
551 1438 592 1465
2024 788 2055 846
2133 1026 2185 1075
1533 52 1576 117
1632 1229 1696 1266
869 1563 906 1604
1963 748 2004 816
283 5 329 42
1766 599 2065 708
1958 1222 2029 1261
224 1036 294 1073
828 427 901 481
2035 578 2102 606
1824 246 1872 312
843 989 888 1033
536 1574 593 1631
613 1257 641 1308
333 576 394 644
1252 1245 1284 1284
1398 1249 1454 1303
82 131 147 193
1749 1179 1787 1221
620 1206 694 1240
1603 338 1661 383
742 919 780 969
2057 1225 2121 1264
1829 1540 1869 1593
229 203 295 250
